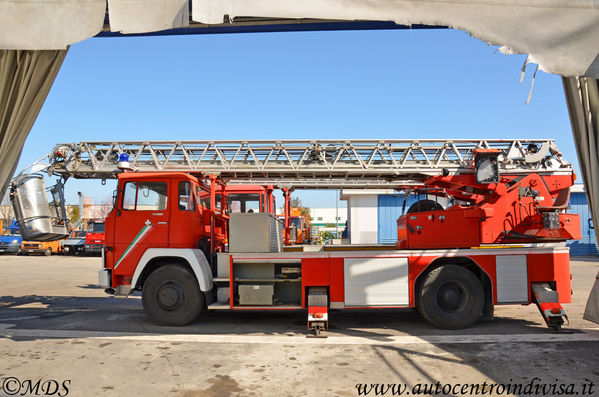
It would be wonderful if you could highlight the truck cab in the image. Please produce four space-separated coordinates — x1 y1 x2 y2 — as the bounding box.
101 172 277 320
104 173 274 276
199 184 276 216
85 219 106 255
288 208 311 244
0 220 22 254
104 172 219 292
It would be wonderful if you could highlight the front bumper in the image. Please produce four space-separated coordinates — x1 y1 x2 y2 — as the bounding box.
19 248 47 255
0 245 20 254
85 244 103 253
63 244 84 253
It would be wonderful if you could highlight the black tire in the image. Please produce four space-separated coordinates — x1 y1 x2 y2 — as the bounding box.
417 265 483 330
142 264 204 326
406 199 444 214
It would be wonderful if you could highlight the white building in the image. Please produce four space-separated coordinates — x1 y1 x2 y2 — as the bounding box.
276 207 347 237
310 207 347 236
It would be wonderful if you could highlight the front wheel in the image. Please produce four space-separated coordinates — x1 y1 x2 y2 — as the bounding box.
417 265 484 330
142 264 204 326
44 248 52 256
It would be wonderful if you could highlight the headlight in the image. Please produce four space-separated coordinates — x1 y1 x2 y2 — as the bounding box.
11 239 18 244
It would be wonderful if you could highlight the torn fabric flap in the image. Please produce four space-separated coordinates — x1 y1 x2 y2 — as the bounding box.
191 0 599 78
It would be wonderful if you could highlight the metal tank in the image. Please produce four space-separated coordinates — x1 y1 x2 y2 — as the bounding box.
10 174 69 241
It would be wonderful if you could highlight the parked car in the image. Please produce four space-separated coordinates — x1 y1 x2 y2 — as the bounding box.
0 220 23 254
19 240 61 256
61 230 86 255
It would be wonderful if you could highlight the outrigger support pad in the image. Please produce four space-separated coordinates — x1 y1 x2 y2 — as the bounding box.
532 283 569 332
307 287 328 338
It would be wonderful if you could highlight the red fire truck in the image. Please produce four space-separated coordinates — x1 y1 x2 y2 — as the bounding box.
84 219 105 255
10 139 581 335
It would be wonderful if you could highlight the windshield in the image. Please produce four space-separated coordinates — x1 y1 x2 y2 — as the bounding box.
71 231 86 238
88 223 105 233
227 193 261 213
196 187 222 210
3 229 20 237
290 217 302 228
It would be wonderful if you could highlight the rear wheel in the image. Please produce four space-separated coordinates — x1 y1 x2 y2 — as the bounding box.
417 265 483 329
142 264 204 326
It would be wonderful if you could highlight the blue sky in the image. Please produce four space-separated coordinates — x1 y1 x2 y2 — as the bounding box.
18 28 576 208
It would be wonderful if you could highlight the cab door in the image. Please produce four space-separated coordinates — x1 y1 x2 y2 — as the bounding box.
112 179 170 277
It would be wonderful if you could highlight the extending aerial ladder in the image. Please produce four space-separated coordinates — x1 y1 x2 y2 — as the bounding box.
41 138 569 186
9 138 579 333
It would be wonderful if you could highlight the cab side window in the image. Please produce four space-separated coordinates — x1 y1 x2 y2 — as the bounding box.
122 182 137 210
178 182 196 211
122 181 168 211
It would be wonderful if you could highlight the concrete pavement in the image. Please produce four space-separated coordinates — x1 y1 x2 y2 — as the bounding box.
0 255 598 396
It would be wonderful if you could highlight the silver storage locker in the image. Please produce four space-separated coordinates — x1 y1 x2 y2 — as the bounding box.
229 213 282 253
238 284 274 305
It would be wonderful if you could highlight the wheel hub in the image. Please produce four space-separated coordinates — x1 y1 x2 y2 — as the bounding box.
157 283 185 310
438 282 464 312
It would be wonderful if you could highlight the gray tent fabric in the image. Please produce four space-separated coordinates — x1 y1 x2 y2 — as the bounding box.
192 0 599 78
1 0 599 78
0 0 105 50
562 76 599 324
107 0 189 34
0 49 68 201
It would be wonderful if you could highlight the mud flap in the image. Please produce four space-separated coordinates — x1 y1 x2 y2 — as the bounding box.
583 272 599 325
532 283 568 332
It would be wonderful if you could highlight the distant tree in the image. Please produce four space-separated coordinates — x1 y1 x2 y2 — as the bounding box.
86 196 114 219
69 205 80 224
324 222 336 228
290 197 302 208
289 196 310 216
319 230 335 242
96 196 114 218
